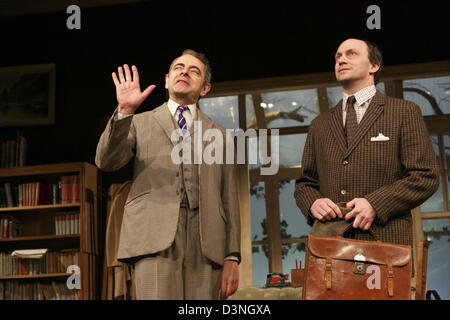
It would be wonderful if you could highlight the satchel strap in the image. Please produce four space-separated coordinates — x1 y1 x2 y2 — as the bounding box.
387 265 394 297
339 224 381 242
325 258 332 289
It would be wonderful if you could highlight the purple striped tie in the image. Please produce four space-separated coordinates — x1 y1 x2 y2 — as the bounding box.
344 95 357 145
177 105 189 134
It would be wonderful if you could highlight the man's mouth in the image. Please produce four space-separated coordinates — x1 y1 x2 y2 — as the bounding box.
176 79 189 85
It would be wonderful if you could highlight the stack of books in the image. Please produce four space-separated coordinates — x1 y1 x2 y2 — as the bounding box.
55 212 80 235
0 175 80 208
0 132 27 169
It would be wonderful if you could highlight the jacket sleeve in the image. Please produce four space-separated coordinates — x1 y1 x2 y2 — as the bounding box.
364 102 440 224
294 120 324 226
95 108 137 172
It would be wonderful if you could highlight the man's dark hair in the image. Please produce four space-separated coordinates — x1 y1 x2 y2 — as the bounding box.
169 49 212 86
363 40 383 85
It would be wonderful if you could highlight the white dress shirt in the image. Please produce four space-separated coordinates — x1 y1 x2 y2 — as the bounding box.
342 85 377 125
167 99 197 130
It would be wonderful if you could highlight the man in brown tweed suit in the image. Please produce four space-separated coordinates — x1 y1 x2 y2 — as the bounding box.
294 39 440 245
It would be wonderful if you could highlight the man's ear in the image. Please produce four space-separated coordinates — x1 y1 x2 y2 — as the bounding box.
369 62 380 75
199 83 211 97
165 74 169 90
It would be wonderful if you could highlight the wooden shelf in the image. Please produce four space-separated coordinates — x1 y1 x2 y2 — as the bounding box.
0 273 73 280
0 234 80 242
0 162 85 178
0 162 99 299
0 203 80 213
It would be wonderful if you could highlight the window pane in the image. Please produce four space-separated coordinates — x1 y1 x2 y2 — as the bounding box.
422 218 450 299
260 89 320 128
247 133 306 170
275 133 307 168
246 94 256 130
282 243 306 281
252 244 269 286
327 83 386 108
250 181 266 241
403 76 450 115
278 180 312 238
198 96 239 129
421 176 444 212
248 135 261 170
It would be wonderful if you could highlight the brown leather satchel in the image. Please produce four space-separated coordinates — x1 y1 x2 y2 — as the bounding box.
302 227 412 300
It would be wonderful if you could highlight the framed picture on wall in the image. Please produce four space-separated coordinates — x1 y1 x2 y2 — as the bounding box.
0 63 55 127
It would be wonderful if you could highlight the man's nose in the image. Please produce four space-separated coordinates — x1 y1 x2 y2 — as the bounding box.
337 56 346 65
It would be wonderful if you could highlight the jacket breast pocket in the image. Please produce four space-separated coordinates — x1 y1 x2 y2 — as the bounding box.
125 190 150 207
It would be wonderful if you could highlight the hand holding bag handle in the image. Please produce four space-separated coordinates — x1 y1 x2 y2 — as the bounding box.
339 223 381 242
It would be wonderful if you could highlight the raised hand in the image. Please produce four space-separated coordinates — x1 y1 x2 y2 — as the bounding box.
112 64 156 115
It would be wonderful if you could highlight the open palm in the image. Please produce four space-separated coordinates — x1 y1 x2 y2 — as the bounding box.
112 64 156 115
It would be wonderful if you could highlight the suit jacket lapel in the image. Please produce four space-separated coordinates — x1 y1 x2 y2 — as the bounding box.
153 102 179 147
329 102 348 156
344 91 385 158
196 109 214 194
197 109 215 160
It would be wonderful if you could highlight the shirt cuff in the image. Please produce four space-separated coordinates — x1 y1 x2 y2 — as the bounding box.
224 256 239 262
116 111 133 120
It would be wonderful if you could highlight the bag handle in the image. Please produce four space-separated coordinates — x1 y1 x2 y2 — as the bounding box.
339 224 381 242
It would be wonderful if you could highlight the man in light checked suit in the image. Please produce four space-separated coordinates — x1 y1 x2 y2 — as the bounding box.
96 50 241 300
294 39 440 246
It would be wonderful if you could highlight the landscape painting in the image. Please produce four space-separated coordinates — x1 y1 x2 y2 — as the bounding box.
0 64 55 127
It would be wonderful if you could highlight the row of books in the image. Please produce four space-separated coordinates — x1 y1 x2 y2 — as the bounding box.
55 212 80 235
0 249 79 276
0 215 22 239
0 176 80 208
0 132 27 169
0 281 80 300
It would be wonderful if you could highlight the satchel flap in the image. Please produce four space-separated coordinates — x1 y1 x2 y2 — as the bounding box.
307 235 411 267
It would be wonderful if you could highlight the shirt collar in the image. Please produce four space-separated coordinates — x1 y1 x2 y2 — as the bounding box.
167 99 197 118
342 85 376 110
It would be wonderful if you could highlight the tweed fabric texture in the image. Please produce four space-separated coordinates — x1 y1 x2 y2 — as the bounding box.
134 205 221 299
294 91 440 246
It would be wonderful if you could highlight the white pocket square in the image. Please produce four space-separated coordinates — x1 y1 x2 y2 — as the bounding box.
370 133 390 141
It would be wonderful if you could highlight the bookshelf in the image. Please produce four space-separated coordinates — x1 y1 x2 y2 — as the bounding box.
0 162 100 300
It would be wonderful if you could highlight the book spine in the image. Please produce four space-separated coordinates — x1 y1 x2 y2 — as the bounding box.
61 176 71 204
4 183 13 208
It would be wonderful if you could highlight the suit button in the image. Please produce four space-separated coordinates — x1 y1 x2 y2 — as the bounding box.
341 189 347 195
176 191 180 195
343 160 349 165
176 172 180 177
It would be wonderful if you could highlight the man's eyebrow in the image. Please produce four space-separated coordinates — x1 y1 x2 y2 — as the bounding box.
189 65 201 72
172 63 201 72
173 63 185 69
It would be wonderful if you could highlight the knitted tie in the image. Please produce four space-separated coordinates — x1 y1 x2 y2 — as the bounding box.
344 95 357 145
177 105 189 134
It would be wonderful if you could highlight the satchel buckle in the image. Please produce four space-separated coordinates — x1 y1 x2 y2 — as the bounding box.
353 253 366 275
